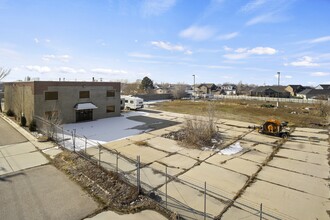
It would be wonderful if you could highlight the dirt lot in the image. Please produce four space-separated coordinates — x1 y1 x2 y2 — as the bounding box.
152 99 329 128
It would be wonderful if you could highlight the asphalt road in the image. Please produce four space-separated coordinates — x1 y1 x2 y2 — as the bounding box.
0 117 27 146
0 165 99 220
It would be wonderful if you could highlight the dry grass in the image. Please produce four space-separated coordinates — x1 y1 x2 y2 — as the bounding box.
153 99 329 128
134 141 151 147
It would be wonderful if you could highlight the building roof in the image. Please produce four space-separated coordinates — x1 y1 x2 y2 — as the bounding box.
298 89 330 97
198 83 217 89
287 85 303 89
74 103 98 110
317 84 330 90
252 86 288 93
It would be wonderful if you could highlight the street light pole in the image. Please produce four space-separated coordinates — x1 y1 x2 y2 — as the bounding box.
277 71 280 107
192 74 196 101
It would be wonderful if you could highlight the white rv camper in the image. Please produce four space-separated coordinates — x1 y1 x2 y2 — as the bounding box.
121 95 144 110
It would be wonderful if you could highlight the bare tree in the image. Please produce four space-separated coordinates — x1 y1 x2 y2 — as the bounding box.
0 67 11 112
171 83 187 99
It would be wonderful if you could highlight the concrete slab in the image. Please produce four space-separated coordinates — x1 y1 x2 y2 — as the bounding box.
289 136 328 146
276 148 328 165
281 140 328 154
242 133 279 145
116 144 168 164
0 157 13 175
257 166 329 198
102 138 133 150
205 153 235 165
86 146 100 156
240 150 268 164
5 151 49 172
30 140 56 150
149 161 184 176
268 157 329 179
147 128 171 136
238 180 329 220
140 166 166 189
164 124 183 132
292 130 328 140
96 150 136 173
85 210 167 220
147 136 183 153
159 180 227 220
0 142 37 157
221 205 260 220
219 158 260 176
180 163 248 198
177 148 215 161
0 117 27 146
294 127 328 133
126 133 155 142
42 147 63 159
252 144 274 154
158 154 197 170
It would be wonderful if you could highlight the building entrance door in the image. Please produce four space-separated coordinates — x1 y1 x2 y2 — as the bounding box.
76 109 93 122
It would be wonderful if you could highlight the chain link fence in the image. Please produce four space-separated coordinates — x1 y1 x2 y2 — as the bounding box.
34 115 291 220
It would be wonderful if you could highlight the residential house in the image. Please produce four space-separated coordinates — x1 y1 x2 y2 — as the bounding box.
220 84 237 95
250 86 290 98
285 85 305 96
4 81 121 124
297 89 330 100
197 83 218 96
315 84 330 90
154 84 171 94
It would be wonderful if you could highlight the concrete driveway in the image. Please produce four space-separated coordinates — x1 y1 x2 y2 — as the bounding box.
0 165 99 220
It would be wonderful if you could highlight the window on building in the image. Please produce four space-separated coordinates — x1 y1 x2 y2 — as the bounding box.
45 91 58 100
79 91 90 98
45 111 59 120
130 100 133 104
106 105 115 113
107 90 115 97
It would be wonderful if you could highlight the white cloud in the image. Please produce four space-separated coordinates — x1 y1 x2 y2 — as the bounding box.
179 25 215 41
59 67 86 74
311 72 330 76
25 65 51 73
224 46 277 59
42 54 72 62
284 75 292 79
223 46 233 51
91 68 128 75
141 0 176 16
217 32 239 40
34 38 39 44
246 13 276 26
151 41 192 54
307 36 330 44
241 0 267 12
285 56 319 67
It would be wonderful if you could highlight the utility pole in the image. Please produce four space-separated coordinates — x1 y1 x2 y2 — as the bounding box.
277 72 280 108
192 74 196 101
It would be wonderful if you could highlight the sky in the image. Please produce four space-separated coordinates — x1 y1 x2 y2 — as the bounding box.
0 0 330 86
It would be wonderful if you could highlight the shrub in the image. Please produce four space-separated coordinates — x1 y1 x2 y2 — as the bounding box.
29 119 37 131
261 103 275 108
21 115 27 127
6 109 15 117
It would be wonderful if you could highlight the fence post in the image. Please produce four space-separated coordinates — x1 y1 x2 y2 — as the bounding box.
62 127 65 148
72 129 76 152
260 203 263 220
98 144 101 166
137 156 140 194
204 181 207 220
84 136 87 153
165 166 168 208
116 152 119 172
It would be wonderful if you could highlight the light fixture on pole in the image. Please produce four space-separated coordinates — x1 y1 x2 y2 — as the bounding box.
192 74 196 101
277 71 280 107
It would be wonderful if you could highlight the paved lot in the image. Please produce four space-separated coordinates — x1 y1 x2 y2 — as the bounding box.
0 115 98 220
90 110 329 220
0 165 98 220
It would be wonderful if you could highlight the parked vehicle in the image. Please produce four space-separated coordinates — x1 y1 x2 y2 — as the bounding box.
121 95 144 110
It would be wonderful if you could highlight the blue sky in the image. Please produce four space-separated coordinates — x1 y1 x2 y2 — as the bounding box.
1 0 330 86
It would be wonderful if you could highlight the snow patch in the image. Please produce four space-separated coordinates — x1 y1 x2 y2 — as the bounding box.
219 142 243 155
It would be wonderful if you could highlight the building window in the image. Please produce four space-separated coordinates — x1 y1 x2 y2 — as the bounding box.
79 91 90 98
106 105 115 113
45 92 58 100
107 90 115 97
45 111 59 120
